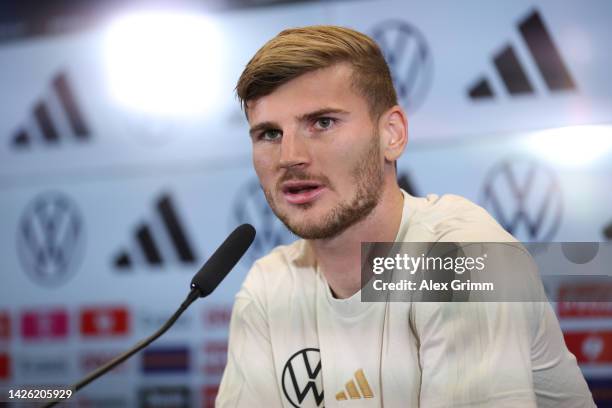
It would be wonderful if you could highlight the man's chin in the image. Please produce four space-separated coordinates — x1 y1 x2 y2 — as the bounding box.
271 200 347 239
282 214 351 240
276 212 333 240
288 224 328 240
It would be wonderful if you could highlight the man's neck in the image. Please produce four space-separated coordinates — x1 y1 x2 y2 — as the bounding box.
310 184 404 299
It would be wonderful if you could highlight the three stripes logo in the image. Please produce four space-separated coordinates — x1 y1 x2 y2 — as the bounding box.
335 369 374 401
11 71 91 149
468 9 576 100
114 193 198 269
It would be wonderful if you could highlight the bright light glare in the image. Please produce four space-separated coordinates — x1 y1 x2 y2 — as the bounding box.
104 12 223 116
524 125 612 167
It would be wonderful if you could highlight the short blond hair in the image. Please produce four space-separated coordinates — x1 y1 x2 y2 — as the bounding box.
236 25 398 119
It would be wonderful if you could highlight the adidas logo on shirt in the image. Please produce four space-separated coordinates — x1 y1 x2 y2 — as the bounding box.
335 369 374 401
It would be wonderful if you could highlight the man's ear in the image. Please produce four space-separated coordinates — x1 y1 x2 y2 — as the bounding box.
379 105 408 162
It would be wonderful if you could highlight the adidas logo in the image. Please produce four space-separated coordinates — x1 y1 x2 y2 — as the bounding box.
335 369 374 401
11 71 91 149
114 193 198 269
468 9 576 100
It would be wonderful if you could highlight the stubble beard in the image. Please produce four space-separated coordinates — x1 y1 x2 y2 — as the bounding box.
262 134 384 240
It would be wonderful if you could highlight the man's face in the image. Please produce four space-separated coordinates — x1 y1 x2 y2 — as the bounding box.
247 63 385 239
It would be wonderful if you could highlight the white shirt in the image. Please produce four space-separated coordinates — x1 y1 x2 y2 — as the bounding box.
217 192 595 407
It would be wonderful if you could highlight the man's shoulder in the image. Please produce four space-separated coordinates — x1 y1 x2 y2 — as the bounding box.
240 239 314 295
407 192 487 216
404 193 515 242
252 239 308 271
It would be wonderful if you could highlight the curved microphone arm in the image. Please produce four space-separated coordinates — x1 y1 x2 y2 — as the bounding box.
42 288 201 408
41 223 256 408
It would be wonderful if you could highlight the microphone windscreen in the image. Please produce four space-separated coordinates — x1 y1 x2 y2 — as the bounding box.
190 224 256 297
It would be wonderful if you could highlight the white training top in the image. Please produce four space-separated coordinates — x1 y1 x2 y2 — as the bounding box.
216 192 595 407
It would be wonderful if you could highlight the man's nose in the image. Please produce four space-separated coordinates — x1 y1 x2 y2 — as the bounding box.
279 131 309 169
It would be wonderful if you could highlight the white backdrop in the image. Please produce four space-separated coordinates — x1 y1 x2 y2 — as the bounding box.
1 0 611 406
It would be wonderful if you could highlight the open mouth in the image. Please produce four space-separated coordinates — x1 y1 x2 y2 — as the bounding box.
281 181 326 205
284 184 319 194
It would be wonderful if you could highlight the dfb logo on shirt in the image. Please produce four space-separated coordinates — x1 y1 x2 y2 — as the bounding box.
282 348 324 407
21 309 68 340
80 306 129 337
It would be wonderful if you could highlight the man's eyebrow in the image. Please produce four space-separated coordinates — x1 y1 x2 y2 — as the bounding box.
297 108 349 122
248 108 349 137
249 121 279 137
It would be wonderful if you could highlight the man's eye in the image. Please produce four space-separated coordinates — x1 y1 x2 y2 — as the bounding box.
260 129 282 141
314 117 335 130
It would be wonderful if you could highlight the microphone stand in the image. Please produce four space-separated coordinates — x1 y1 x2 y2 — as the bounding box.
40 223 256 407
42 289 201 408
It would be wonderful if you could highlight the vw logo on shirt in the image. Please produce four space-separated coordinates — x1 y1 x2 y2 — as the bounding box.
16 191 85 287
282 348 324 407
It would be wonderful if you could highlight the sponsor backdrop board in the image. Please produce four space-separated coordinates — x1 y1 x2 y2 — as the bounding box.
0 0 611 406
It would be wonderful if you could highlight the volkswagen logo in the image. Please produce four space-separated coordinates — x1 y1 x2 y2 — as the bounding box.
232 178 295 263
480 158 563 241
282 348 324 407
371 20 433 113
17 191 85 287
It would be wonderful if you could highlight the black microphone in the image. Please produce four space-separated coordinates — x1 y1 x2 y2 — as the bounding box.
43 224 256 408
191 223 256 297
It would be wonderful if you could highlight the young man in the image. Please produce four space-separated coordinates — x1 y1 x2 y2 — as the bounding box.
217 26 594 407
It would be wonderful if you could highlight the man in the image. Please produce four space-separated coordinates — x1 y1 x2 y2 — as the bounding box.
217 26 594 407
